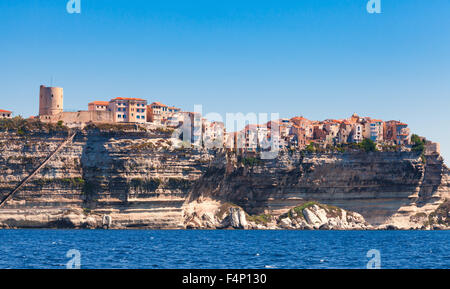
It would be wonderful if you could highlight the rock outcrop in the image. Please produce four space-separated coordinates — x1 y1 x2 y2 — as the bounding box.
191 151 450 229
184 200 371 230
0 125 448 230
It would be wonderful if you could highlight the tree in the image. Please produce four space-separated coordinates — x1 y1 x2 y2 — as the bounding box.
411 134 425 153
305 143 316 153
360 138 377 152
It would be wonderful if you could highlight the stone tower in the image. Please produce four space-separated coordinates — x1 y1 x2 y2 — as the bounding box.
39 85 63 116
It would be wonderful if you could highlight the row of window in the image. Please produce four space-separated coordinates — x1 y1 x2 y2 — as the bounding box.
117 114 145 119
117 102 146 107
117 108 146 112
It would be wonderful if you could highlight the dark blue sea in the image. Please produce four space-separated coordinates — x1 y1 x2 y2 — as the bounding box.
0 230 448 269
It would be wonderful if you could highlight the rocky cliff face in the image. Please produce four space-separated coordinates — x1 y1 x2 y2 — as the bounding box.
0 128 448 229
193 151 449 229
0 128 212 229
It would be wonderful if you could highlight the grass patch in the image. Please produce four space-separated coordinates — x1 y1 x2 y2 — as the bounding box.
247 214 273 225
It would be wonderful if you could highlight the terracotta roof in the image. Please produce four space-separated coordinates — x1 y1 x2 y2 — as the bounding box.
89 101 109 106
150 102 168 107
0 109 12 113
291 116 310 121
111 97 146 101
386 120 407 126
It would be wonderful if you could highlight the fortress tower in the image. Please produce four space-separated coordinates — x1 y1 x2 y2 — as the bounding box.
39 85 63 116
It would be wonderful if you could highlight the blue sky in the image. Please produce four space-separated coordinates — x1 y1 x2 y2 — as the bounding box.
1 0 449 162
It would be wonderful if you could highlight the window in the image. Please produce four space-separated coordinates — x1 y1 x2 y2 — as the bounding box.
118 115 122 118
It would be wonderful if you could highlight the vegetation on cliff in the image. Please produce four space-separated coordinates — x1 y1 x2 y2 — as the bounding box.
0 117 69 134
411 134 425 153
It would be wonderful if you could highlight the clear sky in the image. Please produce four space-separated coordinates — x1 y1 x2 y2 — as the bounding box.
1 0 449 162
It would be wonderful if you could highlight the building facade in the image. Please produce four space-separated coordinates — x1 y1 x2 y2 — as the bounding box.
147 102 181 124
108 97 147 123
0 109 12 119
88 101 109 111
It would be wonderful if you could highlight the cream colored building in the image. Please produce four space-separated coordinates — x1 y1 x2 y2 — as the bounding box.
108 97 147 124
88 101 109 111
147 102 181 124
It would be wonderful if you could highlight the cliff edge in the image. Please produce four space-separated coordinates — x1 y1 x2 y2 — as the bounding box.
0 126 448 230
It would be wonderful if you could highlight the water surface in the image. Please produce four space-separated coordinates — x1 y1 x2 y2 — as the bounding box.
0 230 448 269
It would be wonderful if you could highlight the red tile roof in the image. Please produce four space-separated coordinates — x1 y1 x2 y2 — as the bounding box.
0 109 12 113
111 97 146 101
150 102 168 107
291 116 310 121
89 101 109 106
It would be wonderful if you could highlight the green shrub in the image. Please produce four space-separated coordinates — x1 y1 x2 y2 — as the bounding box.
247 214 273 224
411 134 425 153
305 143 316 153
359 138 377 152
240 156 262 166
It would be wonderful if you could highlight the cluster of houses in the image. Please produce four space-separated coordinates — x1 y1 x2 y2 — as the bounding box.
82 93 414 151
1 85 414 152
225 114 411 153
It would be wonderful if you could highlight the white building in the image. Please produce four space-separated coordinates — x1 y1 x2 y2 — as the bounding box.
0 109 12 119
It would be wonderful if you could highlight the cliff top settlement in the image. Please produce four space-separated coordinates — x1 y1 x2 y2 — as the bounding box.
2 85 439 154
